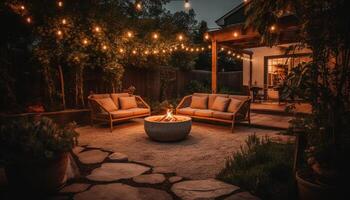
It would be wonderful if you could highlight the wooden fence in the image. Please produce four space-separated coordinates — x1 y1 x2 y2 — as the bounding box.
122 68 243 101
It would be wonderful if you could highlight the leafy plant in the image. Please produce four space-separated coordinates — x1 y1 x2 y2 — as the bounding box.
0 117 78 164
218 134 295 200
185 80 211 94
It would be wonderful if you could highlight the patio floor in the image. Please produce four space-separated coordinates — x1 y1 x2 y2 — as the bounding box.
77 119 294 180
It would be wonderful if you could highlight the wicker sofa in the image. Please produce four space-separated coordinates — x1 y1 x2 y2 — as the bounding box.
88 93 150 132
176 93 251 132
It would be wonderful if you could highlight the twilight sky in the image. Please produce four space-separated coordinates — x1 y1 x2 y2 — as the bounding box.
165 0 242 29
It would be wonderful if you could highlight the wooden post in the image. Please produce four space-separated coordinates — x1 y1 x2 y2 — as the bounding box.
211 39 217 94
249 54 253 87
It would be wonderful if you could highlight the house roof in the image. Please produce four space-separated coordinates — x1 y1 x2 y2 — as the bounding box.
215 2 247 27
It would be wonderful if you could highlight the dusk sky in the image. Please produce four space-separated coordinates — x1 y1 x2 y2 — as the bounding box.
165 0 242 29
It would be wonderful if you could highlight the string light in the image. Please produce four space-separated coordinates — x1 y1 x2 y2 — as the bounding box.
132 50 137 54
221 47 224 51
153 50 159 54
178 34 184 41
144 50 149 55
57 30 62 36
135 2 142 11
119 48 124 53
270 25 276 32
184 0 191 9
127 31 133 38
233 32 238 37
162 49 166 53
204 34 209 40
174 47 178 50
228 51 232 55
26 17 31 23
20 5 25 10
153 33 159 39
196 48 199 52
190 48 194 52
58 1 63 7
82 39 88 45
94 26 101 32
102 44 107 50
208 45 212 49
61 19 67 25
201 47 205 51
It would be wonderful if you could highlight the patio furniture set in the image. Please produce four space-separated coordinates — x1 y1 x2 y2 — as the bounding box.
88 92 251 142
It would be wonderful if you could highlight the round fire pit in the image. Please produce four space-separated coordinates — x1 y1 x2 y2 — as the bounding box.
144 115 192 142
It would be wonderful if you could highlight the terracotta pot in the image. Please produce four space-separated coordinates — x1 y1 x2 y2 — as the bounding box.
6 153 68 195
296 170 336 200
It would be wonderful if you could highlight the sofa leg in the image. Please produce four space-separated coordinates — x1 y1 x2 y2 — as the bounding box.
231 120 235 133
110 121 113 132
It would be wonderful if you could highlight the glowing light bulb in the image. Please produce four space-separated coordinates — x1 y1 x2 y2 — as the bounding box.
184 0 191 9
174 47 178 50
196 48 199 52
204 34 209 40
178 35 183 41
237 55 241 58
62 19 67 25
185 48 189 51
136 3 142 11
82 39 88 45
94 26 101 32
127 31 133 38
26 17 31 23
270 25 276 32
102 45 107 50
144 50 149 55
58 1 63 7
153 50 158 54
233 32 238 37
208 45 212 49
201 47 205 51
221 47 224 51
119 48 124 53
162 49 166 53
228 51 232 55
153 33 158 39
190 48 194 52
132 50 137 54
57 30 62 36
20 5 25 10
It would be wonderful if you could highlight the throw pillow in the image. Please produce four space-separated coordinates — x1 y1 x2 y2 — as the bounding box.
119 96 138 110
211 96 230 112
227 98 242 113
190 96 208 109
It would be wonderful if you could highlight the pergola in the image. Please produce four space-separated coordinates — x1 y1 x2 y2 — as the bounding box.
208 16 300 93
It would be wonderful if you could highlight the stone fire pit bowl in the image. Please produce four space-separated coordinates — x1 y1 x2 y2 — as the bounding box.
144 115 192 142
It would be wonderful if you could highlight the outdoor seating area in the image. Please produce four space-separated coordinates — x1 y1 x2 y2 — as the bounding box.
0 0 348 200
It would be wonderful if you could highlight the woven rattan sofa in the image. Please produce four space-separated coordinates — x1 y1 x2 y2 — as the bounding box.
88 93 150 132
176 93 251 132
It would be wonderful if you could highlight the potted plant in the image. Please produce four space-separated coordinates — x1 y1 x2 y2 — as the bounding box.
0 117 78 196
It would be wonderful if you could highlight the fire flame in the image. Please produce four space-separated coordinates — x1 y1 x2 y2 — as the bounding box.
159 108 177 122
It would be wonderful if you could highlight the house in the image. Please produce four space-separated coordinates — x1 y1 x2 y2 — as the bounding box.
209 1 312 101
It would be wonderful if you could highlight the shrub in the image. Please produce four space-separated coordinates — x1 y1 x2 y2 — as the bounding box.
185 80 211 94
217 134 295 200
0 117 78 164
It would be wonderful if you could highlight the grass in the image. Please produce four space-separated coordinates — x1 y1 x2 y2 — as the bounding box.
217 135 295 200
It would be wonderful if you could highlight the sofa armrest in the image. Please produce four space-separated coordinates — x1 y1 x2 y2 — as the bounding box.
233 97 251 121
88 98 113 119
176 95 192 110
135 96 150 110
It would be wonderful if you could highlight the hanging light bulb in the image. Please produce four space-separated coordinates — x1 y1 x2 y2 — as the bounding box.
102 45 108 50
153 33 159 40
20 5 25 10
270 25 276 32
135 2 142 11
94 26 101 32
82 39 88 45
127 31 133 38
119 48 124 53
26 17 31 23
58 1 63 7
184 0 191 9
233 32 238 37
178 34 184 41
56 30 62 37
132 50 137 54
204 34 209 40
62 19 67 25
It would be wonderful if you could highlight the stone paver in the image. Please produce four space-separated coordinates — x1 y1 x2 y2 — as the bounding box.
109 152 128 161
133 174 166 184
60 183 90 193
87 163 150 182
72 146 84 155
77 150 109 164
153 167 174 174
225 192 261 200
171 179 239 200
168 176 183 183
74 183 172 200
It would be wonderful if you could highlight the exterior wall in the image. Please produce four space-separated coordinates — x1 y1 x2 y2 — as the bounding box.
242 44 312 92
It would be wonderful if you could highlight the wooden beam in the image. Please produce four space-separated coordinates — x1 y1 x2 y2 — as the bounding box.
249 54 253 87
211 39 217 94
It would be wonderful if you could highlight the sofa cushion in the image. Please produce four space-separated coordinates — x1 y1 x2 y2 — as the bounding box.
213 111 233 120
110 110 135 118
193 93 209 97
227 98 242 113
177 107 196 116
190 96 208 109
128 108 150 115
110 93 129 109
228 95 249 101
194 109 213 118
96 98 118 112
208 94 228 109
119 96 138 110
211 96 230 112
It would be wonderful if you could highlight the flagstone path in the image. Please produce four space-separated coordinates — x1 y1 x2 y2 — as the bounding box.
52 146 261 200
